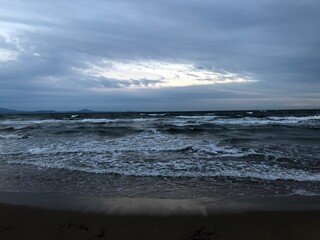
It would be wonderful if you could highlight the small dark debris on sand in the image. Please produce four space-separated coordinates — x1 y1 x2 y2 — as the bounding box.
185 225 219 240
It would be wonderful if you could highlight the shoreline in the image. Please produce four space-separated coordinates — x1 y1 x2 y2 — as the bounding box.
1 191 320 215
1 202 320 240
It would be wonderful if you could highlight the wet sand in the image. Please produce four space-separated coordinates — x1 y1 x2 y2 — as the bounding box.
1 202 320 240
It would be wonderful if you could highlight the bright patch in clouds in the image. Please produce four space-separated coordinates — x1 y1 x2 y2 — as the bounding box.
77 60 257 89
0 48 18 62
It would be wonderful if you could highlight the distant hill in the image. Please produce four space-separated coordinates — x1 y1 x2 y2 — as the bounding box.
78 109 93 113
0 108 57 114
0 108 21 114
0 108 94 114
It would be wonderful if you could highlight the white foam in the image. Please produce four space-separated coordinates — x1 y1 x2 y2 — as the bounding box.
212 116 320 126
20 131 171 154
0 134 23 139
78 117 157 124
10 155 320 182
193 144 256 157
269 115 320 121
291 189 319 196
27 147 48 155
0 119 65 125
9 133 319 183
1 114 319 128
147 113 167 116
170 116 218 126
176 115 218 119
167 115 320 127
168 120 202 127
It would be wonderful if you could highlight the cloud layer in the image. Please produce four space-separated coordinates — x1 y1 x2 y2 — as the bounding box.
0 0 319 111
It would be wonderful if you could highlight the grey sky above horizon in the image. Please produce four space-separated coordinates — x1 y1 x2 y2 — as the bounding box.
0 0 319 111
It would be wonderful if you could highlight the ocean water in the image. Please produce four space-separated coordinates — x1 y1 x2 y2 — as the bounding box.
0 110 320 200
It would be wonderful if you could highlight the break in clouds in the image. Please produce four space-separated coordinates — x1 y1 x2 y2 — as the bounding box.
0 0 320 111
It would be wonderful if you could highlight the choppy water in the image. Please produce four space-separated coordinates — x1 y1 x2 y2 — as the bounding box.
0 110 320 198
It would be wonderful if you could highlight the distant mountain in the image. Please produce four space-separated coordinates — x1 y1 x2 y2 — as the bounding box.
0 108 21 114
0 108 57 114
78 109 93 113
0 108 95 114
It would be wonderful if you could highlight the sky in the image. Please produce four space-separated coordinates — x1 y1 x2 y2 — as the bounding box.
0 0 319 111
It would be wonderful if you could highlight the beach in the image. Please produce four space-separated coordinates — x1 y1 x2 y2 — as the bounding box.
0 192 320 240
1 200 320 240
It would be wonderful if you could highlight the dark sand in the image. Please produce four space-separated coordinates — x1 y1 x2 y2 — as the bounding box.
1 202 320 240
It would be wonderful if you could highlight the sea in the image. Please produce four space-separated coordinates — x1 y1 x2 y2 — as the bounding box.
0 109 320 207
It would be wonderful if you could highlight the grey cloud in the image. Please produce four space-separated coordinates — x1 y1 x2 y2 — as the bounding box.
0 0 319 110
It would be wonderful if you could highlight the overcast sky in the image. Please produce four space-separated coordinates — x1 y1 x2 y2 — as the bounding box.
0 0 319 111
